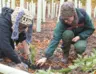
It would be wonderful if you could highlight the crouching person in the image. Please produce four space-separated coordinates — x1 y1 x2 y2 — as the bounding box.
36 2 95 66
0 7 33 70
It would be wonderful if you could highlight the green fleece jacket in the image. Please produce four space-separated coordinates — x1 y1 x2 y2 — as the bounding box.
45 8 95 58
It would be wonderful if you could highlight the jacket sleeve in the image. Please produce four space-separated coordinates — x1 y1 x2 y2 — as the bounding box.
78 12 95 40
45 21 66 58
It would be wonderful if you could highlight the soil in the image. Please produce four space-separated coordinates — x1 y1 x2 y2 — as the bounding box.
0 19 96 74
31 19 96 71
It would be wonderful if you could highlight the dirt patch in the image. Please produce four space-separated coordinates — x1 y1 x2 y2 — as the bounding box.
32 19 96 70
0 19 96 73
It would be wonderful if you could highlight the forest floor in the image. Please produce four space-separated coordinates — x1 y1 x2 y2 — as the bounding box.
0 18 96 74
29 18 96 73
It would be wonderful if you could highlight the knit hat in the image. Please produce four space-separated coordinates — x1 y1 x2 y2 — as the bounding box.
11 7 33 26
11 7 33 40
60 2 78 25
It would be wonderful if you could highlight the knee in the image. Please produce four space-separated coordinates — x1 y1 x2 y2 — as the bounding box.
62 30 74 41
74 40 87 54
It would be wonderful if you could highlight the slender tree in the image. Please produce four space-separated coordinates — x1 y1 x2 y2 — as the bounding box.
7 0 11 8
20 0 25 8
79 0 82 8
53 2 56 18
74 0 78 8
47 3 51 18
36 0 42 32
2 0 6 7
94 6 96 18
51 0 54 19
55 3 59 17
11 0 15 9
33 2 36 17
26 2 29 10
42 0 46 22
57 0 64 21
0 0 2 13
86 0 91 17
29 1 32 12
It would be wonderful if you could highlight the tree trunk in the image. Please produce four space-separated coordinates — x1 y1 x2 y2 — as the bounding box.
86 0 91 17
11 0 15 9
53 3 56 18
20 0 25 8
74 0 78 8
51 0 54 19
42 0 46 22
7 0 11 8
47 3 51 18
2 0 5 7
94 6 96 18
36 0 42 32
56 4 59 17
33 3 36 17
26 2 29 10
79 0 82 8
57 0 65 21
0 0 2 13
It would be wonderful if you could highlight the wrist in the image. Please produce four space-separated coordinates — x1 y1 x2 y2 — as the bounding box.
77 36 80 40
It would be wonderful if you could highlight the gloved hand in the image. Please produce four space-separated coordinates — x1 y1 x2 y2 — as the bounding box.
36 57 47 66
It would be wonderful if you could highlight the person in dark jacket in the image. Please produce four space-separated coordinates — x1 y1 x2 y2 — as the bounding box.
36 2 95 66
0 7 33 70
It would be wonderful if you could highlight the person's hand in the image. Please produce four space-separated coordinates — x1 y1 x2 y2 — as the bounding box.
36 57 47 66
16 43 24 50
72 36 80 42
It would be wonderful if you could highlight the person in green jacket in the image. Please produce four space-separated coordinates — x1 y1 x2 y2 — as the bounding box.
36 2 95 66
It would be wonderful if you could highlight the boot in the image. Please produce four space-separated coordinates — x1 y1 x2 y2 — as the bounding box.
61 52 69 64
61 42 71 64
61 46 70 64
